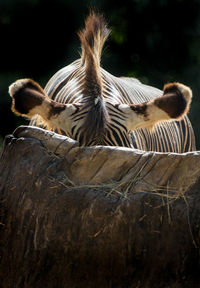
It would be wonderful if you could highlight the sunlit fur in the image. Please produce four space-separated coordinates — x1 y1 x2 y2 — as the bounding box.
9 12 196 152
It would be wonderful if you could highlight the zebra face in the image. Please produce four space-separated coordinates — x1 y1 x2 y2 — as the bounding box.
66 101 132 146
8 12 195 151
9 79 192 148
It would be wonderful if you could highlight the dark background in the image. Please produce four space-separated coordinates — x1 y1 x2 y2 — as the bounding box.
0 0 200 148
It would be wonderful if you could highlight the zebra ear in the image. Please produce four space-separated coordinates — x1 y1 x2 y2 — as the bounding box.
119 82 192 131
9 78 76 131
9 78 48 117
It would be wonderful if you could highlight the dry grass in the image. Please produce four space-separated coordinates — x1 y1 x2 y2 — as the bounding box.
47 161 196 245
47 158 188 202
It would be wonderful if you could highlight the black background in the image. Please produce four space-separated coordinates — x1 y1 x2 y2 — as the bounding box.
1 0 200 148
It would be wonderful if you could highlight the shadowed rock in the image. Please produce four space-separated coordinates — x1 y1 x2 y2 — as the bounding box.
0 126 200 288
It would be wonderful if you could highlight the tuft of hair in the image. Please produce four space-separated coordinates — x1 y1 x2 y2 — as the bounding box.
78 11 110 67
78 12 110 144
9 78 45 98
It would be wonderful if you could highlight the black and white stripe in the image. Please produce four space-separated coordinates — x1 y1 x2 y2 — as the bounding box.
8 12 194 152
29 58 195 152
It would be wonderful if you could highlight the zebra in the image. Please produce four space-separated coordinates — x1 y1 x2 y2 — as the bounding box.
9 12 196 152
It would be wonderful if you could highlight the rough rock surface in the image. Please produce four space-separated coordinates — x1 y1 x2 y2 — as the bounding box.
0 126 200 288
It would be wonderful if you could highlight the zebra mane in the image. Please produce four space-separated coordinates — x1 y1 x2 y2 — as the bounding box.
78 12 110 144
78 11 110 67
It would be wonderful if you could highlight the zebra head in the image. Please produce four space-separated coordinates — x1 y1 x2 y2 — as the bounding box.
9 12 193 149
